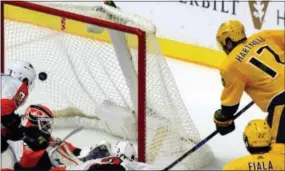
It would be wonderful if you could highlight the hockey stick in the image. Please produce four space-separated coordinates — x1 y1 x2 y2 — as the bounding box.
162 101 255 171
49 126 84 156
56 143 84 165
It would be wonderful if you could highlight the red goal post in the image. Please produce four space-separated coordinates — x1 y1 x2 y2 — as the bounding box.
1 1 214 169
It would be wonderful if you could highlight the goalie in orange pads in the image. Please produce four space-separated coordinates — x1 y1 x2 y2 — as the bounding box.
6 104 123 171
6 104 82 170
223 119 284 170
213 20 285 145
7 104 153 171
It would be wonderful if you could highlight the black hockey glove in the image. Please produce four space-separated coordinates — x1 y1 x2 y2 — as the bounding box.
2 113 24 141
23 127 51 151
214 109 235 136
6 126 24 141
79 144 111 162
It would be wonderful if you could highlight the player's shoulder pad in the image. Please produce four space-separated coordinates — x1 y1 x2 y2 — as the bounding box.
251 30 268 38
248 30 278 42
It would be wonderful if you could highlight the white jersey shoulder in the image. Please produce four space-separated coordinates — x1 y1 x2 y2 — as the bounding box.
1 74 24 99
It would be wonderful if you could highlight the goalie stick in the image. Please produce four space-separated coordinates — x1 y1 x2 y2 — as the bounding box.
56 142 84 165
162 101 255 171
49 126 83 156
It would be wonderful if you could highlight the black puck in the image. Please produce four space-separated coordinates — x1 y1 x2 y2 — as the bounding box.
38 72 47 81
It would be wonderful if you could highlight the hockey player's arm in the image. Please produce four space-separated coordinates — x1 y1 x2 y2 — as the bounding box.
220 71 245 115
1 110 22 130
1 99 23 140
214 71 245 135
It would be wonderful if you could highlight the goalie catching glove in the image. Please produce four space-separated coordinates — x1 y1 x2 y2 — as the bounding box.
214 109 235 136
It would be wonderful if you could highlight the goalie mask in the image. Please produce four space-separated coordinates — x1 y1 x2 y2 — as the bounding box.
22 104 54 151
111 141 136 161
22 104 54 135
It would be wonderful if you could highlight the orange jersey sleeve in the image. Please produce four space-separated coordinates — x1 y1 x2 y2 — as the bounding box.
19 146 46 168
1 99 17 117
1 82 29 116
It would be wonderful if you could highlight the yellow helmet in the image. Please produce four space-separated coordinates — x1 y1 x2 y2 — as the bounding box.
243 119 271 148
216 20 246 47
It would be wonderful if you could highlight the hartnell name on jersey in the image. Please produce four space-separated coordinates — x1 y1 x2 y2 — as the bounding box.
235 37 265 62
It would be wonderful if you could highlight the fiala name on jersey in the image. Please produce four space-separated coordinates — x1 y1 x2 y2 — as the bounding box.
248 161 273 170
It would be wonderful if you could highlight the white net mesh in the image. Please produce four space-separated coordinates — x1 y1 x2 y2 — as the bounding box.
3 1 214 169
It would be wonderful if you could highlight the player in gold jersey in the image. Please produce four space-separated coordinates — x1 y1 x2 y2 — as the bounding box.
213 20 285 144
223 119 284 170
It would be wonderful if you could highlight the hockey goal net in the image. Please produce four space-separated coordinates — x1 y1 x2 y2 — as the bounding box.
1 1 213 169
